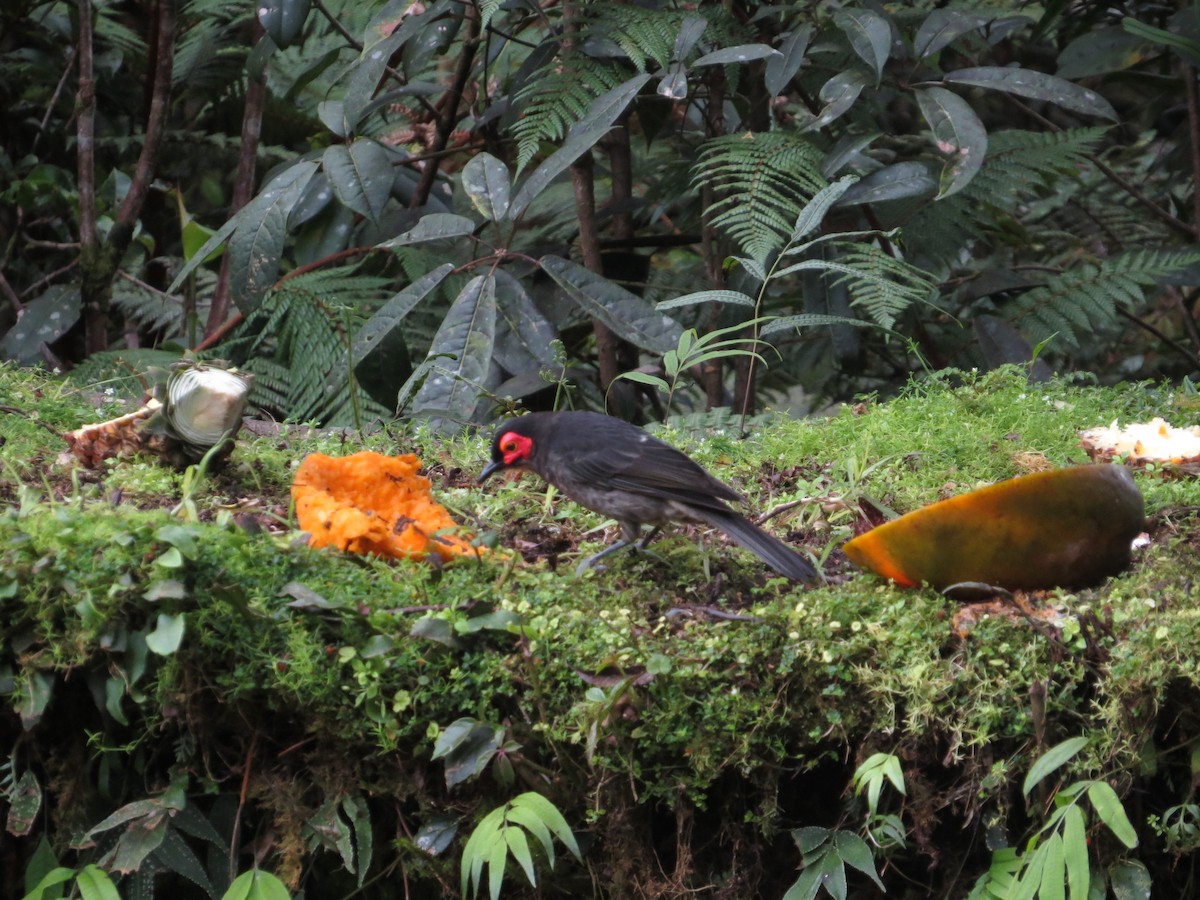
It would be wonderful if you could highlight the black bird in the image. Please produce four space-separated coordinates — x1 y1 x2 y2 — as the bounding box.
478 411 818 581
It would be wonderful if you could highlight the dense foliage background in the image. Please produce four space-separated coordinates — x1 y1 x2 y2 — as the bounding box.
4 0 1200 424
5 1 1200 898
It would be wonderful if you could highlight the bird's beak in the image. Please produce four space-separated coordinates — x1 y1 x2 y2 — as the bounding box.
478 459 501 484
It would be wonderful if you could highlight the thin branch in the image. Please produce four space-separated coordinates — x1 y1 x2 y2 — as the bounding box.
1009 95 1195 239
411 7 481 208
76 0 97 255
0 270 22 315
571 152 620 392
34 48 76 154
1183 60 1200 242
1116 307 1199 371
312 0 361 49
206 17 267 339
114 0 175 232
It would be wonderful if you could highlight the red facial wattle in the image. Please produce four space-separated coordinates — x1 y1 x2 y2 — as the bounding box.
499 431 533 466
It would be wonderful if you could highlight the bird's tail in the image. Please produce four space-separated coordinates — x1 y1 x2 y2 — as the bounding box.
694 508 819 582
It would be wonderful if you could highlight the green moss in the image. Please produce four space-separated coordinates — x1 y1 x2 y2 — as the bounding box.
4 363 1200 895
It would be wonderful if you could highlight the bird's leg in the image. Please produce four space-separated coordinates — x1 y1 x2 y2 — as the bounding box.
574 524 668 576
634 526 662 551
574 539 633 576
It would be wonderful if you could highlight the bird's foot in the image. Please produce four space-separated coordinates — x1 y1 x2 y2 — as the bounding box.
574 538 667 577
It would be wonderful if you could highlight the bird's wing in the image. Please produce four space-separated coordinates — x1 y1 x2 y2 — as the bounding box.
565 430 744 511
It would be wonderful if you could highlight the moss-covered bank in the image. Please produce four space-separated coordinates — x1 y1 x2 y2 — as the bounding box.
2 363 1200 897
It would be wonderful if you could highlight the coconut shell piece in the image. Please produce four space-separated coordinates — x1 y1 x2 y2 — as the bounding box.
1080 417 1200 472
292 451 478 563
843 464 1144 590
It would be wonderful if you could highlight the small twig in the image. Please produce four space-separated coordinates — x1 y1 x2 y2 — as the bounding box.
1182 60 1200 242
755 498 807 526
0 270 23 315
312 0 361 49
20 259 79 300
1007 95 1195 238
411 8 481 207
229 731 259 884
34 48 76 154
1117 307 1199 370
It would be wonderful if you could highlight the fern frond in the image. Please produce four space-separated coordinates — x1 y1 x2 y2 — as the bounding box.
831 244 939 329
971 127 1108 200
582 5 683 72
1010 249 1200 346
511 55 625 173
220 266 393 424
695 133 826 267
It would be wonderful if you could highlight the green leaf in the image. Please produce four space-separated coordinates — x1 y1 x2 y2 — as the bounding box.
340 4 443 134
415 812 458 856
257 0 311 49
792 826 831 854
22 837 61 899
5 770 41 837
492 269 557 371
432 717 480 760
836 160 937 205
510 792 582 861
505 805 556 868
75 866 120 900
540 255 683 354
410 275 496 427
504 825 537 887
154 524 201 559
23 865 75 900
692 44 779 66
510 73 652 217
1062 804 1090 900
17 670 54 730
221 869 292 900
833 831 885 891
1012 841 1049 900
765 25 811 96
1023 737 1088 797
1057 26 1151 79
145 612 186 656
442 724 503 788
790 176 857 242
0 286 81 366
657 289 755 310
1039 832 1066 900
616 371 670 392
834 8 891 81
1086 781 1138 848
1107 859 1151 900
781 864 824 900
915 86 987 199
486 826 508 900
461 805 505 897
806 69 870 131
150 827 216 896
384 213 477 248
352 262 454 392
323 140 393 225
462 153 511 222
915 10 995 58
943 67 1117 121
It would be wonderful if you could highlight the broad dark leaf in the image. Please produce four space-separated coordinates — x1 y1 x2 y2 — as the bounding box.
0 285 80 365
805 69 870 131
834 8 891 81
461 152 511 222
410 275 496 426
914 10 993 58
257 0 311 49
834 161 938 206
323 140 394 225
915 86 987 198
765 25 812 96
692 44 779 66
540 255 682 354
510 73 651 213
492 269 557 372
943 66 1118 120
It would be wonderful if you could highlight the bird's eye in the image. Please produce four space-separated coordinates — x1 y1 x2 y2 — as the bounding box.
501 439 517 453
